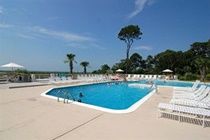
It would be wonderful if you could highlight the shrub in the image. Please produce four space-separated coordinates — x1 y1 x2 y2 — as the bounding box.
178 75 185 80
71 74 78 79
184 72 197 81
206 73 210 81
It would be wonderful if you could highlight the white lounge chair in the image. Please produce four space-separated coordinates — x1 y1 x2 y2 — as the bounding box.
158 103 210 127
153 75 157 80
126 74 132 80
171 86 210 101
145 75 149 79
148 75 152 79
157 75 162 79
170 97 210 109
170 87 210 109
174 80 200 92
137 75 141 80
141 74 145 79
173 85 206 99
132 75 138 81
174 75 178 80
139 74 143 79
0 76 8 84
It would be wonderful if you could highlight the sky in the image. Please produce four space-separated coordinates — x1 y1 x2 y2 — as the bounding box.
0 0 210 72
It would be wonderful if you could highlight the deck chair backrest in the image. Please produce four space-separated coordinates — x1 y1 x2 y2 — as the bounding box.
202 87 210 102
194 85 206 95
192 80 200 90
196 87 210 100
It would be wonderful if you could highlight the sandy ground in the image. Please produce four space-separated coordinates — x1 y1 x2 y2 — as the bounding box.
0 84 209 140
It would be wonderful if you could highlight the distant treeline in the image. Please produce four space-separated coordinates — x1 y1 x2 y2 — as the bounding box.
93 40 210 81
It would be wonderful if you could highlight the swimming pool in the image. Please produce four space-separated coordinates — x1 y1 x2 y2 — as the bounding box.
136 80 193 87
42 82 154 113
41 80 194 113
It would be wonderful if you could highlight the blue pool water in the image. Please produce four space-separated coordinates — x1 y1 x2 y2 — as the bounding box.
47 82 152 110
134 80 193 87
45 80 194 111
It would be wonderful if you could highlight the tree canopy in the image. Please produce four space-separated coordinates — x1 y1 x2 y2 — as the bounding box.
118 25 142 74
93 39 210 81
80 61 89 74
190 40 210 81
65 53 76 74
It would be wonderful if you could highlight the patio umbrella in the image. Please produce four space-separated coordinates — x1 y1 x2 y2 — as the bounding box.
116 69 124 73
162 69 173 80
162 69 173 73
1 62 24 71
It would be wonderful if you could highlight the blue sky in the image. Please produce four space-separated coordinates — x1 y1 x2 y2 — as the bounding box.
0 0 210 72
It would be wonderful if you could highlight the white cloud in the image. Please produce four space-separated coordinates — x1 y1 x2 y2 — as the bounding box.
30 26 95 43
89 42 105 50
18 34 36 39
66 43 88 49
0 23 104 50
128 0 155 19
0 23 13 28
28 26 105 50
134 45 152 51
66 42 105 50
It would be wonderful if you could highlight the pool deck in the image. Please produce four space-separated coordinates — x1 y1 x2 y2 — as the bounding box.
0 83 210 140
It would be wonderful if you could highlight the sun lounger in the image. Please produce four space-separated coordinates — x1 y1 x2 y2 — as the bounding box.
173 75 178 80
173 85 206 99
126 74 132 80
158 103 210 127
173 85 205 96
139 75 143 79
131 74 138 80
170 87 210 109
174 80 200 92
170 98 210 109
0 76 8 84
171 87 210 107
141 74 145 79
157 75 162 79
153 75 157 80
147 75 151 79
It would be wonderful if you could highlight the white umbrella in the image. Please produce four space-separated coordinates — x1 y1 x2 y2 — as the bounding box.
116 69 124 73
1 62 24 71
162 69 173 73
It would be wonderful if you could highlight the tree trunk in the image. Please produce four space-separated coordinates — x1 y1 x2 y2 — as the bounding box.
84 66 87 74
70 61 73 74
69 63 71 74
126 47 130 60
126 45 131 74
199 66 206 82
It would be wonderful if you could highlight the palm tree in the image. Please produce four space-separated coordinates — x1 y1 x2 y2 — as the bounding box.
65 53 76 74
80 61 89 74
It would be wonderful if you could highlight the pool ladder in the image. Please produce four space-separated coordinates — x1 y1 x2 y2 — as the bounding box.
151 83 158 93
56 90 75 104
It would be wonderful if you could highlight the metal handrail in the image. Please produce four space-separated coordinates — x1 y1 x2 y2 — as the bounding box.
56 89 84 104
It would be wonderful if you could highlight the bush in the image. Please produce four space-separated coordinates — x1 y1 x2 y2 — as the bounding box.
71 74 78 79
178 75 185 80
206 73 210 81
178 73 197 81
184 72 197 81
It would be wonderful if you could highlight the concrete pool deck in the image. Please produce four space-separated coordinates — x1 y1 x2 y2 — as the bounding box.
0 84 210 140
